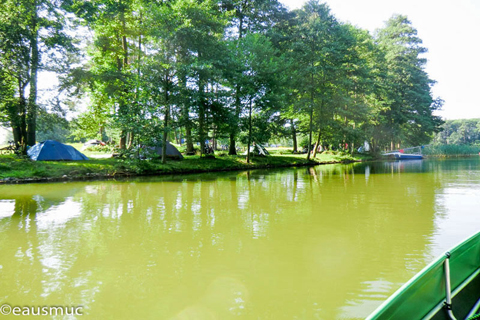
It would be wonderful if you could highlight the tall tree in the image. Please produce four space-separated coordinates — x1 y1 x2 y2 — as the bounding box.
229 33 281 162
172 0 228 156
328 24 378 154
0 0 74 150
222 0 286 155
143 1 179 163
288 0 346 159
69 0 141 149
375 15 442 148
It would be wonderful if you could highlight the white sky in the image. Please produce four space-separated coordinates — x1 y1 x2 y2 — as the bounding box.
280 0 480 120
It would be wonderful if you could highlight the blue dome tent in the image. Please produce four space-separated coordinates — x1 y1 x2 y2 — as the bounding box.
28 140 89 161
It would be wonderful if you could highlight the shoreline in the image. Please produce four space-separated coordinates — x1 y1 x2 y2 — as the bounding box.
0 154 365 185
1 153 478 185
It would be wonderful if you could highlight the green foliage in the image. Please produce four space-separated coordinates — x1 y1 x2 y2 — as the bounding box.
70 111 108 141
432 119 480 145
374 15 443 148
0 0 443 159
0 0 76 148
36 108 71 142
299 136 311 149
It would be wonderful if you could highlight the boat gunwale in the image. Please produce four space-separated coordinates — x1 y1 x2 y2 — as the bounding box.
366 231 480 320
421 268 480 319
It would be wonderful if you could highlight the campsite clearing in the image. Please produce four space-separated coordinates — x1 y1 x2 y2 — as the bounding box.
0 151 367 184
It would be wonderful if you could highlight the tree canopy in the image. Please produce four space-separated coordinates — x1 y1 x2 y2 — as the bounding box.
0 0 443 155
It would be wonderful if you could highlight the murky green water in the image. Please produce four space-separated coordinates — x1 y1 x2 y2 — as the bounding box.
1 158 479 319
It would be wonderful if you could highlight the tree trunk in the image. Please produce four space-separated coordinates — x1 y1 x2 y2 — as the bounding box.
212 125 217 151
10 81 24 148
228 12 244 156
162 77 170 164
198 79 206 157
119 135 127 150
228 133 236 155
290 119 297 153
307 104 313 160
116 31 126 149
137 13 142 79
185 126 194 154
128 132 134 148
175 128 180 145
12 127 22 147
26 1 39 147
197 51 208 157
119 9 129 150
313 130 321 158
246 98 253 163
178 60 194 154
12 81 28 151
229 83 242 155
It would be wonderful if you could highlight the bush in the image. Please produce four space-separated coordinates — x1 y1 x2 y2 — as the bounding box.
299 136 310 149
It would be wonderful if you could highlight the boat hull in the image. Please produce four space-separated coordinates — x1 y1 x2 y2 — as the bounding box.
383 152 424 160
394 153 423 160
367 231 480 320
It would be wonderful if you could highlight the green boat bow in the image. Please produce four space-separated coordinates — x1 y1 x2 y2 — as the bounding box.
367 231 480 320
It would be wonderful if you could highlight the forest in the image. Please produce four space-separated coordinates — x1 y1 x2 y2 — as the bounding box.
432 119 480 145
0 0 443 162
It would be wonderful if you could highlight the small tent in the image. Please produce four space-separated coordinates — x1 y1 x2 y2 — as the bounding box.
153 141 183 159
28 140 89 161
244 143 270 156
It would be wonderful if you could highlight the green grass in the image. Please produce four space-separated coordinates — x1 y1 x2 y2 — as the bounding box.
0 154 122 180
0 149 370 183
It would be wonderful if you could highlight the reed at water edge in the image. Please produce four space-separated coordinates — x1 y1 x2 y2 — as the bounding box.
422 144 480 156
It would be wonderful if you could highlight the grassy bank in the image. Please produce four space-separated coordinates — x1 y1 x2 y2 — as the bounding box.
423 144 480 157
0 151 368 184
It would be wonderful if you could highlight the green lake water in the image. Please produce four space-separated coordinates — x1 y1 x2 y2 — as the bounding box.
0 158 479 319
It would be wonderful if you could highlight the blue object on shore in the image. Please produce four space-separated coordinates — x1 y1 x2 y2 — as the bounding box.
383 152 424 160
383 146 424 160
28 140 89 161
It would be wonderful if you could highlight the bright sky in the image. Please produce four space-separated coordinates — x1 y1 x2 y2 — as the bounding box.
279 0 480 120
